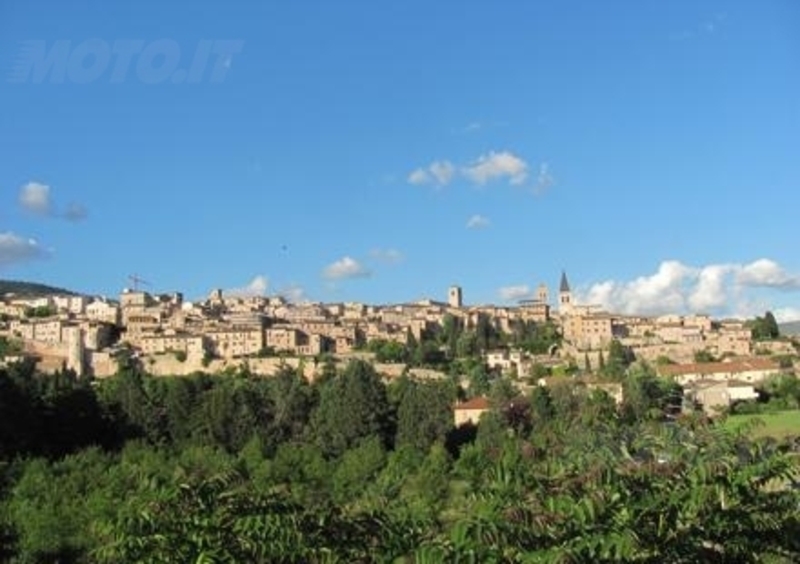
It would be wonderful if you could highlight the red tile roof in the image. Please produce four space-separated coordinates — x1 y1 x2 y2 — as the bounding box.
454 397 490 410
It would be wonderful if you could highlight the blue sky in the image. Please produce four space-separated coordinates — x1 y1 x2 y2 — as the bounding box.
1 1 799 319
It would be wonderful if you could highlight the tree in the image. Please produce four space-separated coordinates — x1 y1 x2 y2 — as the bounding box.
311 359 392 456
94 468 424 563
529 385 555 426
406 330 419 352
602 339 632 379
440 313 462 359
488 377 517 407
401 443 452 519
368 339 408 364
764 310 780 338
580 388 618 427
25 305 57 318
761 373 800 409
161 375 206 445
395 380 455 452
193 379 272 453
316 353 337 384
475 313 501 352
750 311 781 340
621 363 682 422
510 319 562 354
467 363 491 397
693 349 716 363
416 423 800 562
331 436 387 504
0 366 44 459
413 340 447 368
262 366 314 453
7 449 115 562
528 362 550 381
456 331 479 359
0 336 23 358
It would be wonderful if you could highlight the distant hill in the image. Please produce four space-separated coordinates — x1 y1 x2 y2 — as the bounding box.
779 321 800 336
0 279 78 297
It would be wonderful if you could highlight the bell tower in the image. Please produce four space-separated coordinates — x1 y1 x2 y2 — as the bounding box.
448 285 463 308
559 271 572 314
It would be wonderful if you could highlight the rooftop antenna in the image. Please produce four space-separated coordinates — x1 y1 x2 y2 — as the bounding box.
128 274 151 292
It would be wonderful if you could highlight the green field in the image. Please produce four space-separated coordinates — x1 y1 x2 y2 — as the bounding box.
724 410 800 439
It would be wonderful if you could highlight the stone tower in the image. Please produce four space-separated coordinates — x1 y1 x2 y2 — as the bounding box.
64 325 85 376
448 285 463 308
559 271 572 314
536 283 549 304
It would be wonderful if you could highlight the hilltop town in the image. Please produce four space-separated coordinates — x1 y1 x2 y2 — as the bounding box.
1 272 796 415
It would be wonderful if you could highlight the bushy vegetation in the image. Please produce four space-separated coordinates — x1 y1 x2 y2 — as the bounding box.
749 311 781 341
1 357 799 563
0 337 23 358
730 373 800 418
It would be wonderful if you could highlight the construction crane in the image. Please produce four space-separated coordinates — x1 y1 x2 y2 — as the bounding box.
128 274 151 292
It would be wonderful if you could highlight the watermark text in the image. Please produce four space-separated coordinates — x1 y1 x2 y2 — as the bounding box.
7 39 244 84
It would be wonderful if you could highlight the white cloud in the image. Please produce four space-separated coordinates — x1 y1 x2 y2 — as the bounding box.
407 168 430 185
688 264 733 311
408 151 547 194
466 214 490 229
774 308 800 323
0 232 47 267
534 162 555 194
323 256 371 280
19 182 51 215
429 160 455 185
369 248 404 264
18 181 87 221
737 258 800 290
583 261 700 315
579 258 800 318
462 151 528 186
407 160 455 187
226 275 269 297
498 285 532 301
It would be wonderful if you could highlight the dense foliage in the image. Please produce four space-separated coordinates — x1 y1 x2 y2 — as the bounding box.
1 357 799 563
749 311 781 341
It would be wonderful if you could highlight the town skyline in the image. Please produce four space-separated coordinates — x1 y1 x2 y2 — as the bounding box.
2 268 787 418
2 1 799 318
4 259 800 324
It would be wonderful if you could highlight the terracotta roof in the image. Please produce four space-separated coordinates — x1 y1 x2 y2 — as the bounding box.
659 357 779 377
454 397 490 410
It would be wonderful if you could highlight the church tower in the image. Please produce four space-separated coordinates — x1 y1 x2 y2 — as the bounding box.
559 271 572 314
448 285 463 308
536 283 549 304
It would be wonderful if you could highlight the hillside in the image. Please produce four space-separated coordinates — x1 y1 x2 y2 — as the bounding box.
0 279 78 297
780 321 800 336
